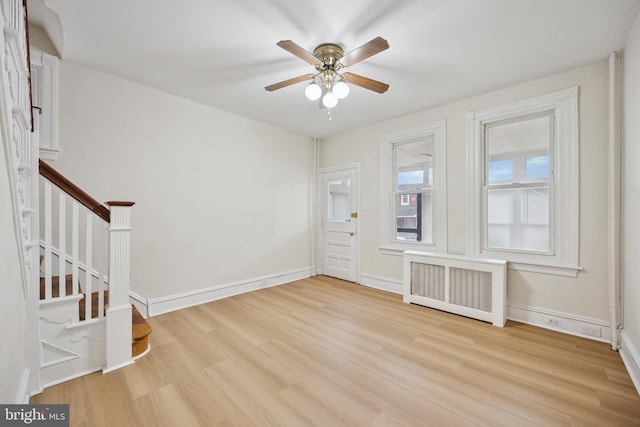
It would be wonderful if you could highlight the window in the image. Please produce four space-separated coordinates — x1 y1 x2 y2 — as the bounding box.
328 179 351 222
467 87 579 276
380 120 447 253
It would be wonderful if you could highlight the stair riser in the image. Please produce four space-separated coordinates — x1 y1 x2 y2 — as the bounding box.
39 317 106 362
39 297 83 330
132 336 149 358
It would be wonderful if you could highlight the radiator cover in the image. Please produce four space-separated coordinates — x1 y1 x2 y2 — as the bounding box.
403 251 507 327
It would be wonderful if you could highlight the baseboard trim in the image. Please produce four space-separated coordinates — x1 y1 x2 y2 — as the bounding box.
129 291 148 318
40 367 102 390
15 369 30 404
102 359 135 374
507 303 611 343
358 276 611 344
145 267 314 316
619 330 640 396
359 273 402 294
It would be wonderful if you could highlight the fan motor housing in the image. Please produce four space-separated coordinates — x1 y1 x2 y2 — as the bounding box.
313 43 344 68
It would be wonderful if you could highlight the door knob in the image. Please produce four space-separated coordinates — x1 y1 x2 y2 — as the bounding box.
349 232 355 236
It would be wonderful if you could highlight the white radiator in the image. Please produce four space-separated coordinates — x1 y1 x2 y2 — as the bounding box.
403 251 507 327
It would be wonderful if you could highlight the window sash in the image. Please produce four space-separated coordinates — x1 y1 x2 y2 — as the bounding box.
393 190 433 244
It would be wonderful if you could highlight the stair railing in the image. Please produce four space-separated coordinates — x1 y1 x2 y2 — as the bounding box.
38 159 135 371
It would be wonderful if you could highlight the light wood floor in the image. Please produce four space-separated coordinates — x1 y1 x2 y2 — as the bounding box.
32 275 640 426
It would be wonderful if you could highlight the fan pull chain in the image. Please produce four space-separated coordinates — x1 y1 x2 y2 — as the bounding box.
327 108 332 121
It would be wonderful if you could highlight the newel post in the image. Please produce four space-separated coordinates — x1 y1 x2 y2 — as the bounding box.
104 201 135 373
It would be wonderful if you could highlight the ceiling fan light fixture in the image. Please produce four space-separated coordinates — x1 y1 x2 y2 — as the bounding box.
322 91 338 108
305 82 322 100
333 80 350 99
266 37 389 115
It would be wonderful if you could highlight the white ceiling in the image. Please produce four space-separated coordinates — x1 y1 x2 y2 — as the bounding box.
27 0 640 139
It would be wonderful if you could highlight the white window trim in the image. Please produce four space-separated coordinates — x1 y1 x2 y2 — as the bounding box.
466 87 580 277
380 120 447 254
30 47 59 160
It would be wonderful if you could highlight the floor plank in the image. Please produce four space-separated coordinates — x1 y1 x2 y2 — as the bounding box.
31 276 640 426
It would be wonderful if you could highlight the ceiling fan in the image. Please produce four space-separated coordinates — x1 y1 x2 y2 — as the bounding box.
265 36 390 109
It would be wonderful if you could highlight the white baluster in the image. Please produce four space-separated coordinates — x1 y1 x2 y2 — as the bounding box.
44 181 52 300
58 192 65 296
72 202 79 296
84 212 92 321
98 222 105 318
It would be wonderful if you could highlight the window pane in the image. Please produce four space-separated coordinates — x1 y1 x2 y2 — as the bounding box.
328 179 351 222
526 155 550 181
397 170 424 186
488 160 513 184
487 187 549 252
395 138 433 191
487 188 514 225
395 192 433 243
486 114 551 184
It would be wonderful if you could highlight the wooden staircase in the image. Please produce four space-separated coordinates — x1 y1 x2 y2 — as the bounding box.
39 273 152 358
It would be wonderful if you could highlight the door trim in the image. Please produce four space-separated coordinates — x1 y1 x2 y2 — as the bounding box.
318 163 360 283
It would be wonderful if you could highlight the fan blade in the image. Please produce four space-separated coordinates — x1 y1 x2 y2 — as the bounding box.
340 37 389 67
341 72 389 93
277 40 322 66
265 74 314 91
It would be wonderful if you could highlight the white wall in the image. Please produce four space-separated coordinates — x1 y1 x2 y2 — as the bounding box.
0 143 27 403
321 61 610 323
50 60 315 300
623 12 640 381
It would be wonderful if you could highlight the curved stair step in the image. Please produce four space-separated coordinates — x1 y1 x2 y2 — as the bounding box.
132 306 152 358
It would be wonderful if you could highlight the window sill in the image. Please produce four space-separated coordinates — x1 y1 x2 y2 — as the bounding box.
379 245 446 257
386 246 582 277
507 261 582 278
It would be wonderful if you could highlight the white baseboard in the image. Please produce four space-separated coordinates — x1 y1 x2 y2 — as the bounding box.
359 273 403 294
619 330 640 396
507 303 611 343
359 276 611 344
15 369 30 404
144 267 314 317
40 367 102 390
129 291 148 318
102 359 135 374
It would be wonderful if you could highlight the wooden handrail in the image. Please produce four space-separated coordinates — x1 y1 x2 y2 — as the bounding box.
39 159 111 223
23 0 33 132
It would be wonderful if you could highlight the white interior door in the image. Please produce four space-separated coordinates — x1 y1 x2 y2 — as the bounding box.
321 166 358 282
